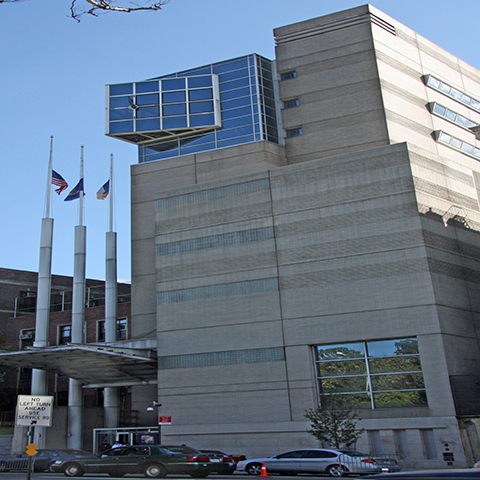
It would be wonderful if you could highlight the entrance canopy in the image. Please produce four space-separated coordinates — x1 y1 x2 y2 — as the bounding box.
0 343 157 388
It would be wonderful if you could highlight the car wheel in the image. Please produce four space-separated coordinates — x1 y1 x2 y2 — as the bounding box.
246 462 263 475
0 462 9 472
144 463 167 478
326 464 348 477
63 463 84 477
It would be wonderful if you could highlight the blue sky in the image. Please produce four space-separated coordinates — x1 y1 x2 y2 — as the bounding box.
0 0 478 283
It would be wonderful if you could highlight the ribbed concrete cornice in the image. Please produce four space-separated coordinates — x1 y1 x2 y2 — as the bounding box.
274 11 395 46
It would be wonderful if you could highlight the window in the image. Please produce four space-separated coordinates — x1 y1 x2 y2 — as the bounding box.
424 74 480 112
286 127 302 138
58 325 72 345
283 99 299 109
97 318 128 342
20 329 35 349
314 338 427 409
429 103 477 130
434 130 480 160
280 71 297 80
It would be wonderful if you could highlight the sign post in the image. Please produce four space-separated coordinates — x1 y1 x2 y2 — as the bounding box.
15 395 53 480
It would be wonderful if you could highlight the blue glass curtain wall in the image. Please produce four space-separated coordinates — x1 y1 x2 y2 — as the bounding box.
107 54 279 163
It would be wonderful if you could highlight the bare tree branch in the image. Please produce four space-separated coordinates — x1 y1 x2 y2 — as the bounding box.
1 0 170 21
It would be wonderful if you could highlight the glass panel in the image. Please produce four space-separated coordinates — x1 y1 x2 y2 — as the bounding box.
221 96 252 110
189 88 213 101
163 103 187 116
163 116 187 129
110 96 131 109
137 106 160 118
367 338 419 357
456 115 468 126
136 81 159 93
371 372 425 392
439 82 451 94
461 143 474 154
110 83 133 95
222 105 253 120
109 108 133 121
427 76 440 88
136 118 160 131
451 137 462 148
217 135 254 148
321 376 368 393
433 104 446 116
189 101 214 114
217 125 254 140
445 109 456 121
450 88 462 100
322 393 372 409
220 77 250 92
472 100 480 110
189 113 215 127
162 78 186 91
374 390 427 408
222 116 253 129
188 76 212 88
109 120 134 133
219 68 249 83
213 57 249 74
181 141 216 155
137 93 159 106
162 91 186 103
319 359 367 377
317 343 365 360
369 356 422 374
220 86 251 101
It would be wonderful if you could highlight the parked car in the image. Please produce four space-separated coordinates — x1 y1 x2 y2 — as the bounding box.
160 445 235 475
236 448 401 477
50 445 211 478
0 449 91 473
200 450 237 474
201 449 247 464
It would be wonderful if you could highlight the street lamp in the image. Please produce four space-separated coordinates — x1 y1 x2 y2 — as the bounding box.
146 401 162 444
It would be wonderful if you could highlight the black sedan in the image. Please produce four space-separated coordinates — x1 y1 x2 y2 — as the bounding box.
50 445 211 478
0 449 91 473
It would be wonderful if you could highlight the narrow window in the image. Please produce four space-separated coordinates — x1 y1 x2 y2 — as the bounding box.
286 127 302 138
280 71 296 80
283 99 300 109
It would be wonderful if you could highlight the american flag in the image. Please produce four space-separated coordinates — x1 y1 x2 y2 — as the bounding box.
52 170 68 195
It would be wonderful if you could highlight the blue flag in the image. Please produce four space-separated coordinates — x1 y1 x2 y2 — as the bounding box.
64 178 84 202
96 180 109 200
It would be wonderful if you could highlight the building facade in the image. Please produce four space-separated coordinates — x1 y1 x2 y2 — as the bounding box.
0 268 131 451
107 5 480 469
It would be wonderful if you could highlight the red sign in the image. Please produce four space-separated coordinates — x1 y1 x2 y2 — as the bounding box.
158 415 172 425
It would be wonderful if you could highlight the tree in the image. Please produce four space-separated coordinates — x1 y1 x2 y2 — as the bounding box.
0 0 170 21
304 396 364 448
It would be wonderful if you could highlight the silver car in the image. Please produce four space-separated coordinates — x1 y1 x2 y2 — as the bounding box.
236 449 401 477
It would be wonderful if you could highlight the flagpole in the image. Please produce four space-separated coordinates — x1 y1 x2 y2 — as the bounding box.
45 136 53 219
68 145 86 449
79 145 84 226
109 153 113 233
32 136 55 448
104 153 119 429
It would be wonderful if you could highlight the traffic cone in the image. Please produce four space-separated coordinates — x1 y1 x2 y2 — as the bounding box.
258 462 269 477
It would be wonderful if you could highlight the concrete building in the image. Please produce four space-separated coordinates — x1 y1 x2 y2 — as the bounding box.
105 4 480 468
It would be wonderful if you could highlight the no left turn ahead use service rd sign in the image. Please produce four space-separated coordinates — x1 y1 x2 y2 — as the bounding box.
16 395 54 427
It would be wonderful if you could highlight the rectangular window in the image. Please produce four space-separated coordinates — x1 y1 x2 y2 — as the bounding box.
283 99 299 109
314 338 427 409
58 325 72 345
97 318 128 342
280 71 297 80
286 127 302 138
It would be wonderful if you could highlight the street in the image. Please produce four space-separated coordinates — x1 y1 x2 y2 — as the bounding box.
0 474 334 480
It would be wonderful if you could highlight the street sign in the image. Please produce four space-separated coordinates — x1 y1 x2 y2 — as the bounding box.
158 415 172 425
16 395 54 427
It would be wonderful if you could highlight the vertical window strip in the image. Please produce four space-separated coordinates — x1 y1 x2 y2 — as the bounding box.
156 227 274 256
157 277 279 305
155 177 270 211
